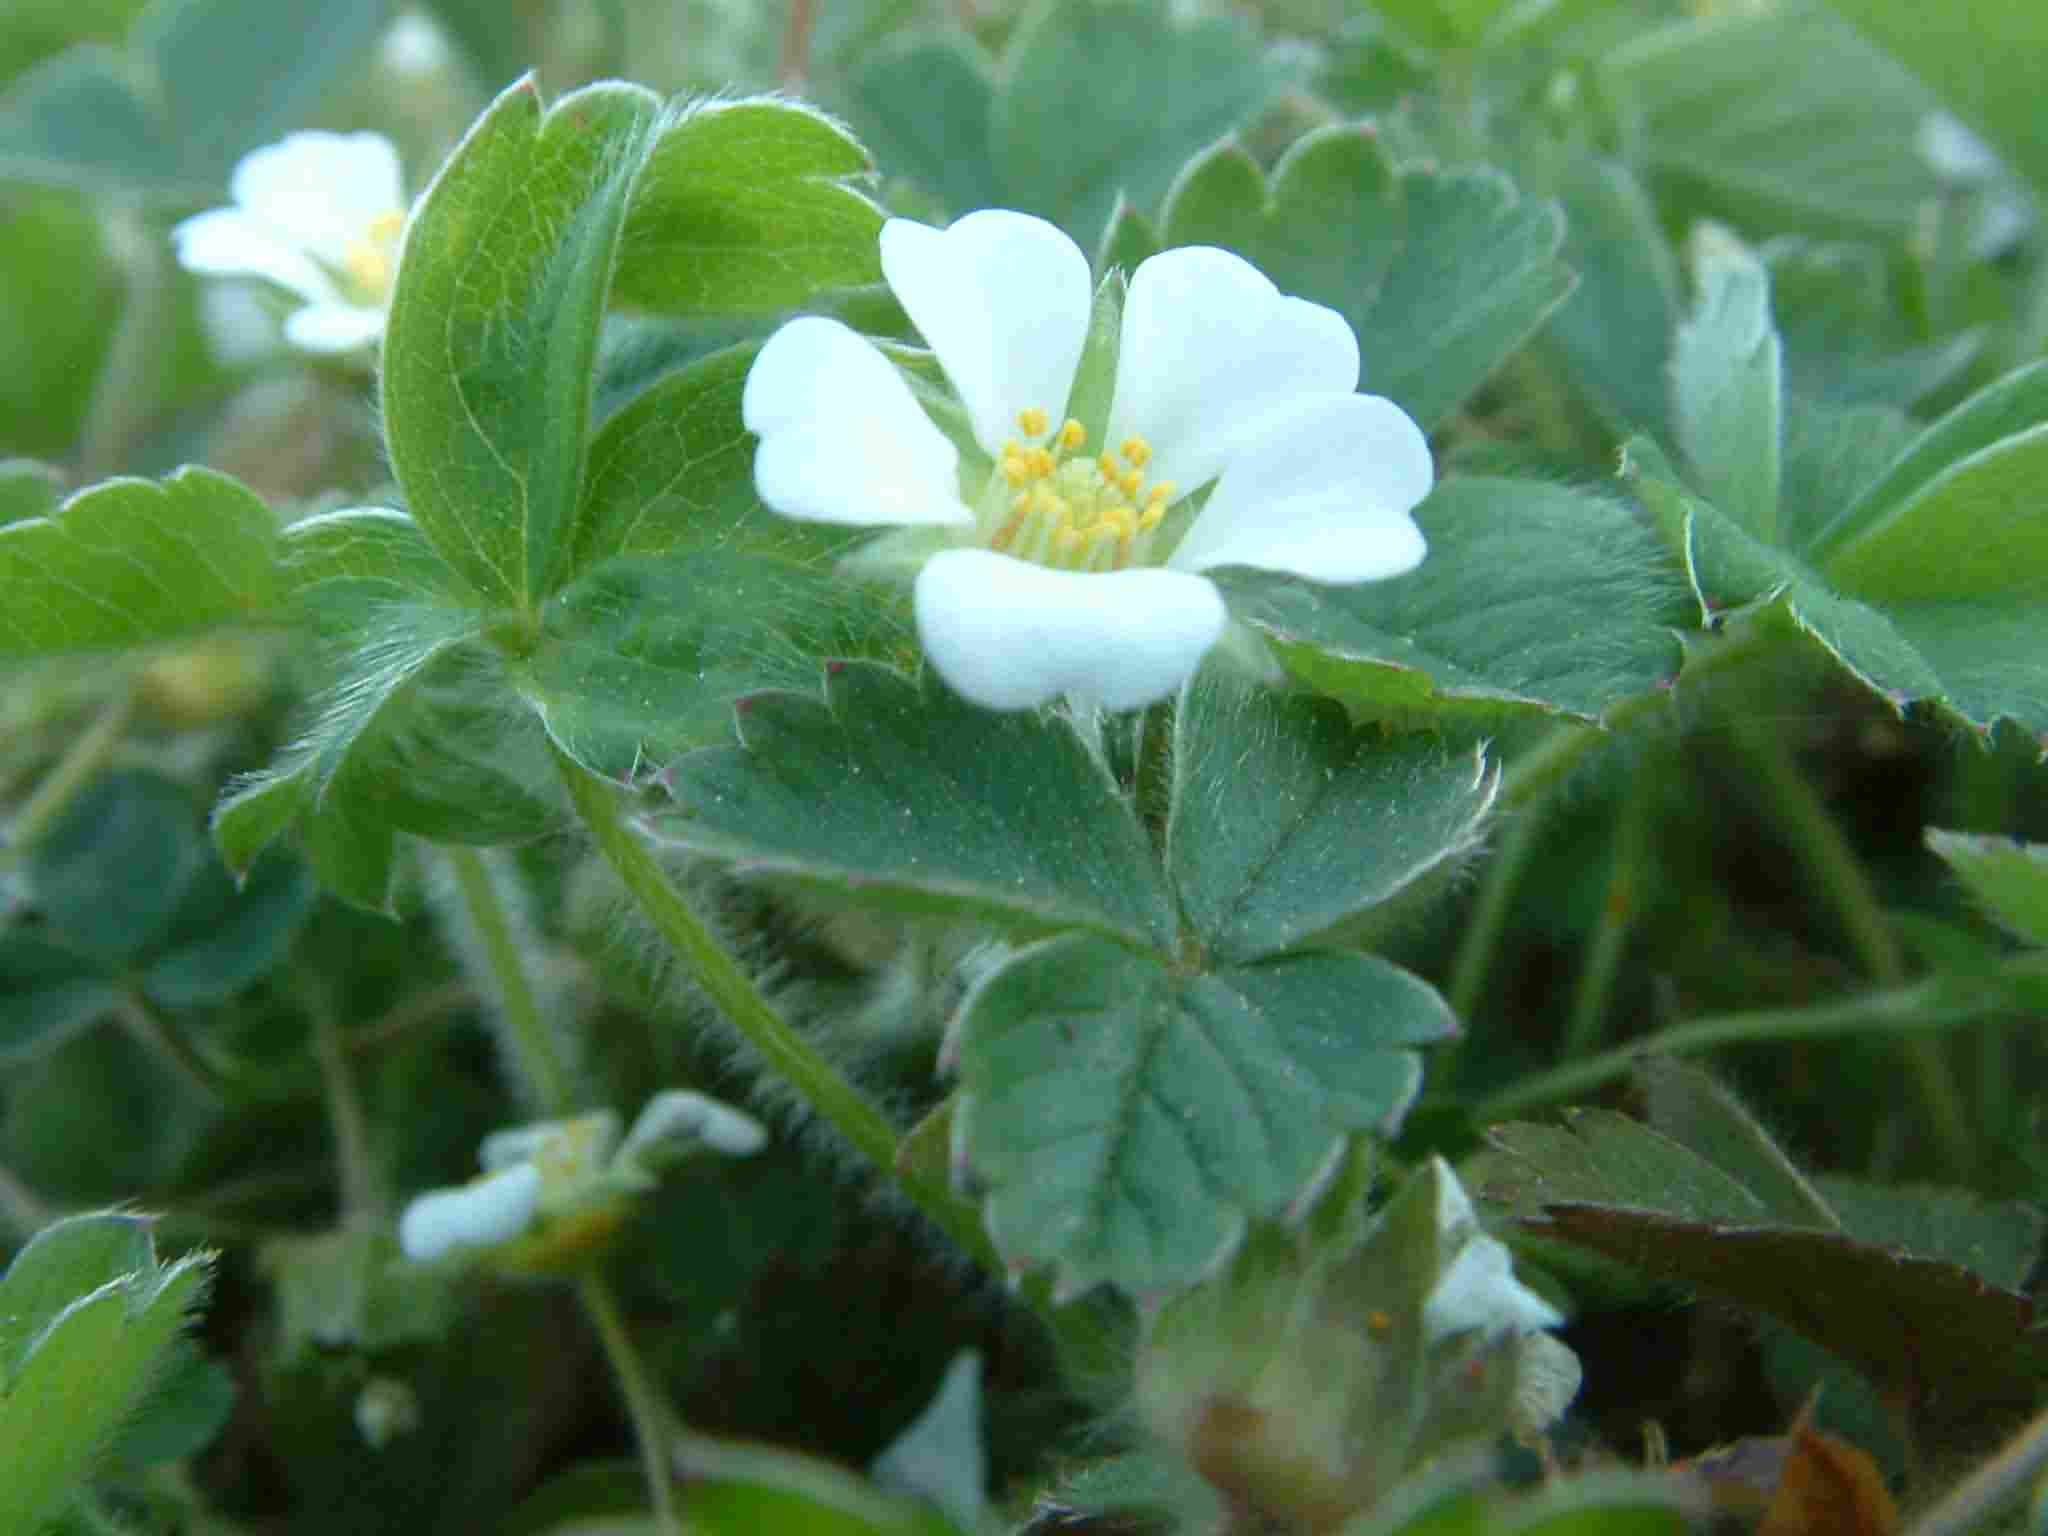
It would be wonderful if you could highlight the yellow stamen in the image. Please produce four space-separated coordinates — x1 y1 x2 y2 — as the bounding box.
1147 480 1176 507
1137 502 1165 532
1001 455 1033 487
1120 436 1151 468
1097 452 1120 483
1017 406 1049 438
1118 470 1143 499
1058 418 1087 450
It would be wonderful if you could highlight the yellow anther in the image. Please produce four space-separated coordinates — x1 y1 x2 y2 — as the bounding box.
366 208 405 244
1031 447 1056 477
1137 502 1166 532
1058 418 1087 450
1017 407 1050 438
1097 452 1120 483
1120 437 1151 468
1147 480 1176 507
1002 455 1034 487
1118 470 1143 499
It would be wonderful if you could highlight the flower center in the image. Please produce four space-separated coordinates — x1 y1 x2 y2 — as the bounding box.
982 408 1176 572
338 208 406 306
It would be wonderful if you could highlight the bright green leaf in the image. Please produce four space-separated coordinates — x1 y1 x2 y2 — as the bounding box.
958 936 1452 1295
0 467 277 660
1925 828 2048 946
1217 478 1684 729
1766 241 1980 411
0 458 62 526
383 76 660 606
1168 666 1496 965
1829 0 2048 208
657 662 1176 951
1161 127 1570 429
0 1210 155 1379
103 1335 234 1470
610 98 883 316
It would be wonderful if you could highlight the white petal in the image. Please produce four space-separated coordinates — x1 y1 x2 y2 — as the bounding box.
745 316 971 526
173 208 335 305
1422 1234 1562 1344
478 1111 620 1174
230 131 405 264
283 302 387 354
913 549 1226 711
1107 246 1360 494
1170 393 1431 583
880 212 1091 457
618 1089 768 1170
398 1163 542 1262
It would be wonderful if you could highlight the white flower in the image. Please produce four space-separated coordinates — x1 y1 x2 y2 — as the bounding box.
397 1162 541 1262
742 211 1432 711
173 131 408 355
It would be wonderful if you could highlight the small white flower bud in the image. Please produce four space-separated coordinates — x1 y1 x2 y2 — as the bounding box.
398 1163 542 1262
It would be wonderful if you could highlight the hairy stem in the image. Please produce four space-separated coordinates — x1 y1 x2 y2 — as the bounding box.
310 993 388 1227
444 846 573 1116
580 1272 682 1535
552 745 1001 1276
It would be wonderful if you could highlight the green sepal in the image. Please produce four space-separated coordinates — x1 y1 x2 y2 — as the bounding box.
1924 829 2048 946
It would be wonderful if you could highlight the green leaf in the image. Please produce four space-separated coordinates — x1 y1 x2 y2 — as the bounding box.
0 467 277 660
835 36 999 220
1925 828 2048 946
656 662 1176 951
1216 478 1684 729
1765 241 1981 411
0 938 118 1065
992 0 1293 246
958 938 1451 1295
1635 1058 1838 1230
1828 0 2048 208
1168 666 1496 965
1600 6 1941 241
1814 1176 2045 1294
0 1210 155 1378
1671 227 1782 543
1540 158 1679 440
1476 1109 2048 1432
383 76 660 607
526 549 895 780
1367 0 1512 51
103 1335 234 1469
0 189 118 460
0 1218 212 1534
566 341 853 581
26 770 205 968
674 1435 958 1536
609 98 883 316
139 849 315 1007
0 0 389 199
0 458 62 526
1160 128 1571 429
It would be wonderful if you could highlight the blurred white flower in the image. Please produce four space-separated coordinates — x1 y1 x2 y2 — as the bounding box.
1419 1164 1561 1346
174 131 407 355
398 1093 768 1264
1916 112 2034 259
742 211 1432 711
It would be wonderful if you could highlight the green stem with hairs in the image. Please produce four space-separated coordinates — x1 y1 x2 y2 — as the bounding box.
2 689 135 863
444 847 573 1115
1473 975 1998 1124
1723 713 1974 1175
552 745 1003 1277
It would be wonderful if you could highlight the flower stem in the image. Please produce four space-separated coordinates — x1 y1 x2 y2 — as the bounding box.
1445 796 1550 1041
579 1272 682 1535
551 745 1002 1276
443 846 573 1116
309 992 388 1228
1473 976 1997 1124
1561 752 1660 1061
1722 713 1974 1175
1 688 135 863
117 988 241 1105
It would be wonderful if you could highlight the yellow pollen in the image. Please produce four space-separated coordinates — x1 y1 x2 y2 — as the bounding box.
1117 470 1143 499
1001 455 1033 487
340 206 406 301
1147 480 1176 507
1016 406 1050 437
1058 418 1087 449
1096 452 1120 482
1137 502 1165 533
1120 436 1152 468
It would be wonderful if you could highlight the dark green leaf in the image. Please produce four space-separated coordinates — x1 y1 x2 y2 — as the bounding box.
1161 128 1570 429
1924 829 2048 946
0 938 117 1064
958 936 1452 1295
26 770 204 968
1766 241 1980 411
527 548 895 780
1671 228 1781 543
835 36 998 220
104 1335 234 1469
0 0 389 199
658 662 1176 951
1218 478 1684 729
1168 666 1495 965
1601 7 1941 241
1811 1176 2046 1293
0 467 277 660
1635 1058 1838 1230
610 98 883 316
1540 158 1679 440
139 850 315 1008
383 77 660 606
1476 1110 1775 1228
992 0 1292 246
